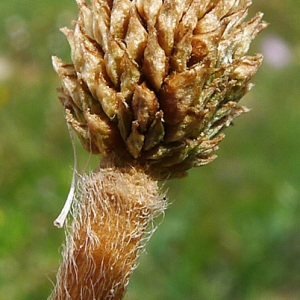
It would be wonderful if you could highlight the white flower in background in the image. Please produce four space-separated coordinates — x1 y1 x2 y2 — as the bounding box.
261 35 292 69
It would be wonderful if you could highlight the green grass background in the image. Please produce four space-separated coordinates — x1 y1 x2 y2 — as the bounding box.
0 1 299 299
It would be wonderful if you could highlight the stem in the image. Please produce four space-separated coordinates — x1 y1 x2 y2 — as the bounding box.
49 158 166 300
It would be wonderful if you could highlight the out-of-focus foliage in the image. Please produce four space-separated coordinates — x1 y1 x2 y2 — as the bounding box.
0 1 299 299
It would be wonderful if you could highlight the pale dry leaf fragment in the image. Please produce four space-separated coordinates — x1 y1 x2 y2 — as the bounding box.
53 123 78 228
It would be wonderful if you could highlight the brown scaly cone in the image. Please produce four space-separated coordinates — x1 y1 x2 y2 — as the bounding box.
50 0 266 299
53 0 266 179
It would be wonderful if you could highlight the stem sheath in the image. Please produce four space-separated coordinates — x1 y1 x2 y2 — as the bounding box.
49 160 166 300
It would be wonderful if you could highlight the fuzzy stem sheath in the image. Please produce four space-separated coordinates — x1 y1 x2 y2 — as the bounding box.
49 159 166 300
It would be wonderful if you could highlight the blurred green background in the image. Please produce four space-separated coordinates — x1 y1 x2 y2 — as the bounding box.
0 1 299 299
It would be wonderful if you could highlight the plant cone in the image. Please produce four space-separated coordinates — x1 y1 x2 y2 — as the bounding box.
53 0 266 179
50 0 266 299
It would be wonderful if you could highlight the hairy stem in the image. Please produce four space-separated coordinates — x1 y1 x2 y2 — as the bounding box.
49 159 166 300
